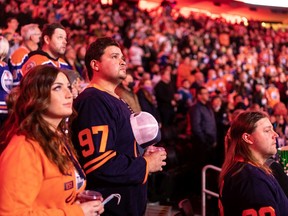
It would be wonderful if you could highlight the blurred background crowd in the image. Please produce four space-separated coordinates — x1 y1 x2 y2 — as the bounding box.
2 0 288 214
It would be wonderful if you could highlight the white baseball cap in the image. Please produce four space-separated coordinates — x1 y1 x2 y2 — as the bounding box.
130 111 161 148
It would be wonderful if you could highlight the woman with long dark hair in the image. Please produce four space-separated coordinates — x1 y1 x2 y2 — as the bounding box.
0 65 104 216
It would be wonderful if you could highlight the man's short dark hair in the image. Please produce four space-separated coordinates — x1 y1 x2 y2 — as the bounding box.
85 37 120 81
196 86 207 97
40 23 65 48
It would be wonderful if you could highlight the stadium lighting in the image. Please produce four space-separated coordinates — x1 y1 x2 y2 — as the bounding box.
235 0 288 8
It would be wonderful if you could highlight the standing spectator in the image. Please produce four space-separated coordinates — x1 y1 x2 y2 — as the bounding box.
0 65 104 216
150 63 161 87
115 72 141 113
32 0 47 21
205 68 218 94
176 56 192 88
71 37 167 216
176 79 193 116
233 93 248 111
271 102 288 148
64 69 84 99
2 17 21 59
132 65 145 84
252 81 266 108
128 38 144 67
17 2 34 27
265 83 280 113
234 71 252 99
0 36 13 128
274 72 288 105
190 71 205 98
141 37 155 73
3 0 19 18
75 45 86 77
219 111 288 216
211 95 229 166
188 86 217 194
8 23 41 87
137 78 160 123
21 23 71 75
157 41 170 68
154 66 177 127
64 45 79 72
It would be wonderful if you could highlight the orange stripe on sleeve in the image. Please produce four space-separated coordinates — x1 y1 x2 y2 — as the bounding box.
83 150 113 169
134 140 137 157
142 157 149 184
85 152 117 174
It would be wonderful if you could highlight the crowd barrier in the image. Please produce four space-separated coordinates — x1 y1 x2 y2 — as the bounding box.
201 164 221 216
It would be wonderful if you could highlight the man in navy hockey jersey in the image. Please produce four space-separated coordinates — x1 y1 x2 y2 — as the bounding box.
219 111 288 216
71 37 167 216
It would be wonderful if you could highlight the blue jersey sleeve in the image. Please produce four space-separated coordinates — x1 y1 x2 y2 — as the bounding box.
72 87 148 186
0 63 13 115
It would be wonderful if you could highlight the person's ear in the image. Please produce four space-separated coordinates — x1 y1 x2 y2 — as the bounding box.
90 60 99 72
43 35 50 45
242 133 253 144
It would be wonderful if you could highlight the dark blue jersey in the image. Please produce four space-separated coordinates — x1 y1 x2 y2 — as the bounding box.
0 62 13 117
8 46 29 87
72 86 148 216
219 162 288 216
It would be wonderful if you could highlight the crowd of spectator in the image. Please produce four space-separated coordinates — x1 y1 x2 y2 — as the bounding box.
2 0 288 209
